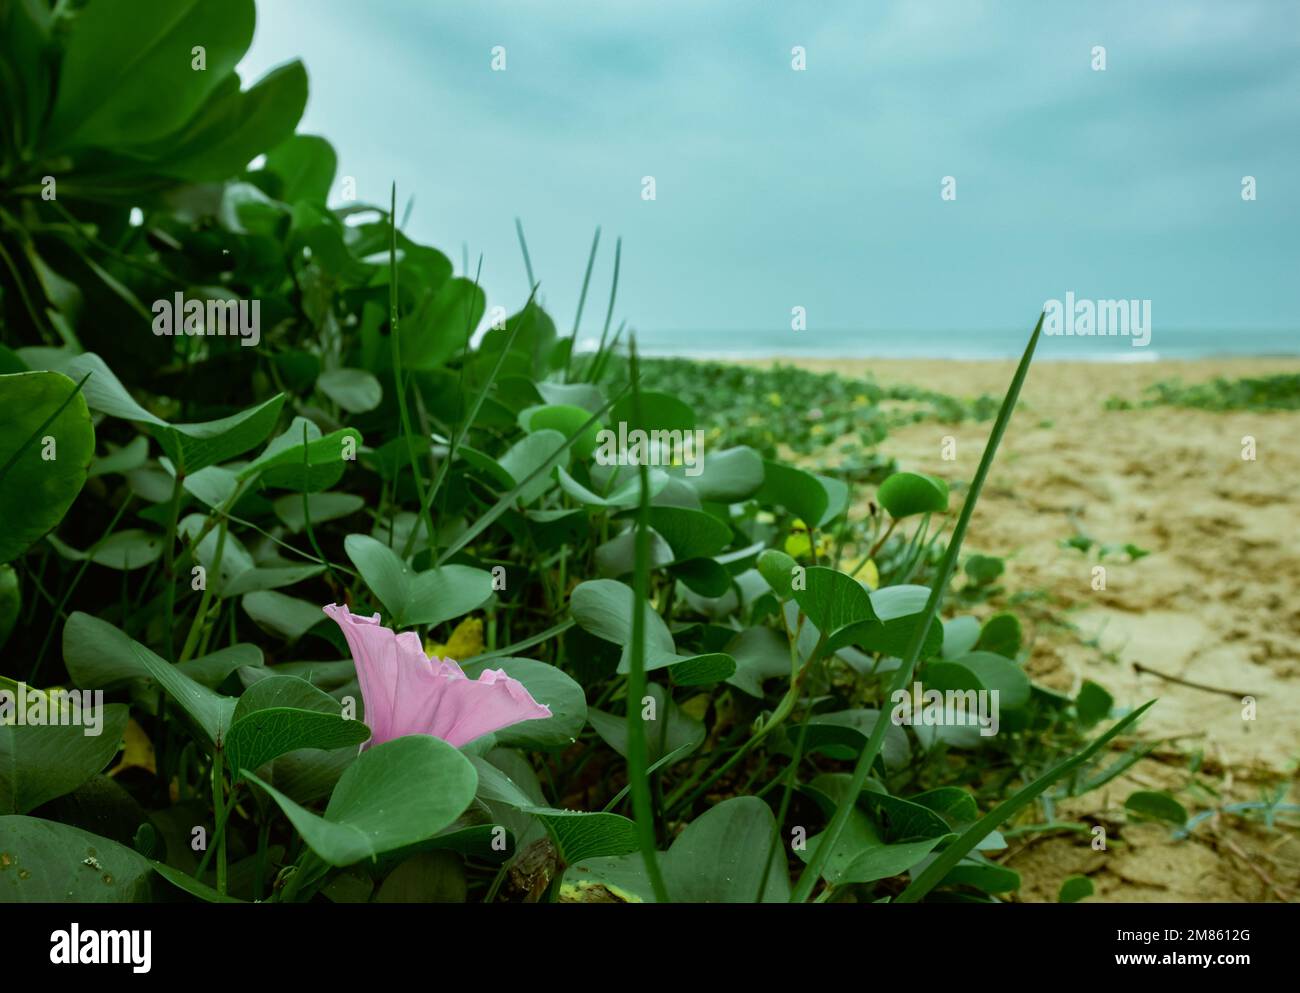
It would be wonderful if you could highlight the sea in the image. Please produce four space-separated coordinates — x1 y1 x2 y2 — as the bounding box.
618 327 1300 362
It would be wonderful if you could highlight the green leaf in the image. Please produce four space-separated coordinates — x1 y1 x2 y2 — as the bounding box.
0 816 152 902
818 835 951 885
570 579 676 667
530 809 638 865
242 591 327 642
226 708 370 784
374 851 466 902
964 553 1005 585
0 697 129 813
498 429 568 505
665 654 735 686
26 354 281 476
88 436 148 478
756 548 798 599
400 278 486 371
663 797 789 902
46 0 255 150
803 710 912 772
942 616 981 660
877 471 949 519
1076 680 1113 728
974 612 1021 658
791 566 877 648
47 530 162 571
264 134 337 203
640 505 732 561
317 368 382 414
521 404 602 460
155 61 308 181
678 445 764 503
570 578 734 682
588 684 703 765
843 584 944 658
1125 790 1188 825
925 855 1020 894
671 557 732 597
344 534 492 628
62 613 234 747
245 735 476 867
556 465 667 508
0 371 94 564
273 492 364 533
725 626 792 697
0 566 19 650
926 651 1031 711
815 473 850 527
1059 874 1095 903
756 460 828 525
151 860 244 903
609 390 694 434
238 418 360 492
177 644 264 689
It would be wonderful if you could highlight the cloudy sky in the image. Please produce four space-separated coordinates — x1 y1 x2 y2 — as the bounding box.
239 1 1300 342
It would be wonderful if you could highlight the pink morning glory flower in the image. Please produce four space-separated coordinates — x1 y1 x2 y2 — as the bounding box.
324 603 551 749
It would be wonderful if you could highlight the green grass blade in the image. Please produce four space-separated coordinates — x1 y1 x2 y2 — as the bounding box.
790 311 1045 902
388 183 437 559
564 226 601 383
897 701 1156 902
401 270 533 559
463 618 575 665
625 336 670 903
589 319 626 385
514 217 536 293
585 237 621 383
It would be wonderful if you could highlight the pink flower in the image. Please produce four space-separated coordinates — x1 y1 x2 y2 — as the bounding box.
324 603 551 749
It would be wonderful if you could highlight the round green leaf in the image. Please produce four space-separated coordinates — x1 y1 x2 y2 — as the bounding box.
246 735 477 867
877 471 949 519
0 816 153 902
0 371 94 564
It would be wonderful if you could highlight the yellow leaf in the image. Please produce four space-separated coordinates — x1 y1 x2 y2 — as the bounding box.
109 719 156 778
785 519 832 559
847 558 880 591
425 616 485 661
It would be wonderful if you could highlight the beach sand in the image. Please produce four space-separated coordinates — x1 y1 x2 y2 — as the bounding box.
754 356 1300 901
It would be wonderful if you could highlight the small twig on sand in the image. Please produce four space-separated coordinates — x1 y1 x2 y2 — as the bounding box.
1132 662 1256 700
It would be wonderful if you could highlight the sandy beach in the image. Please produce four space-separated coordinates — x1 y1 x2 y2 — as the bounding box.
758 356 1300 901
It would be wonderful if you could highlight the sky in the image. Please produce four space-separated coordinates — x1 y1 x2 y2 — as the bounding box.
238 0 1300 345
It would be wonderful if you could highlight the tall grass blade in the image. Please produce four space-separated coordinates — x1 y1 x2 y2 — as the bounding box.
790 311 1045 902
388 183 437 558
625 336 670 902
897 701 1155 902
564 226 601 382
585 237 621 382
514 217 536 293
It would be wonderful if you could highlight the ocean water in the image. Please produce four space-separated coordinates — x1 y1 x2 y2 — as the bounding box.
618 327 1300 362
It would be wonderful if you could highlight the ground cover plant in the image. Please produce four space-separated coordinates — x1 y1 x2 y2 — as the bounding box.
1105 372 1300 412
0 0 1161 904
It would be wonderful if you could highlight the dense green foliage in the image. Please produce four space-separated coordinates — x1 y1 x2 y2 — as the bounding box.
0 0 1152 904
1106 373 1300 412
639 357 998 461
